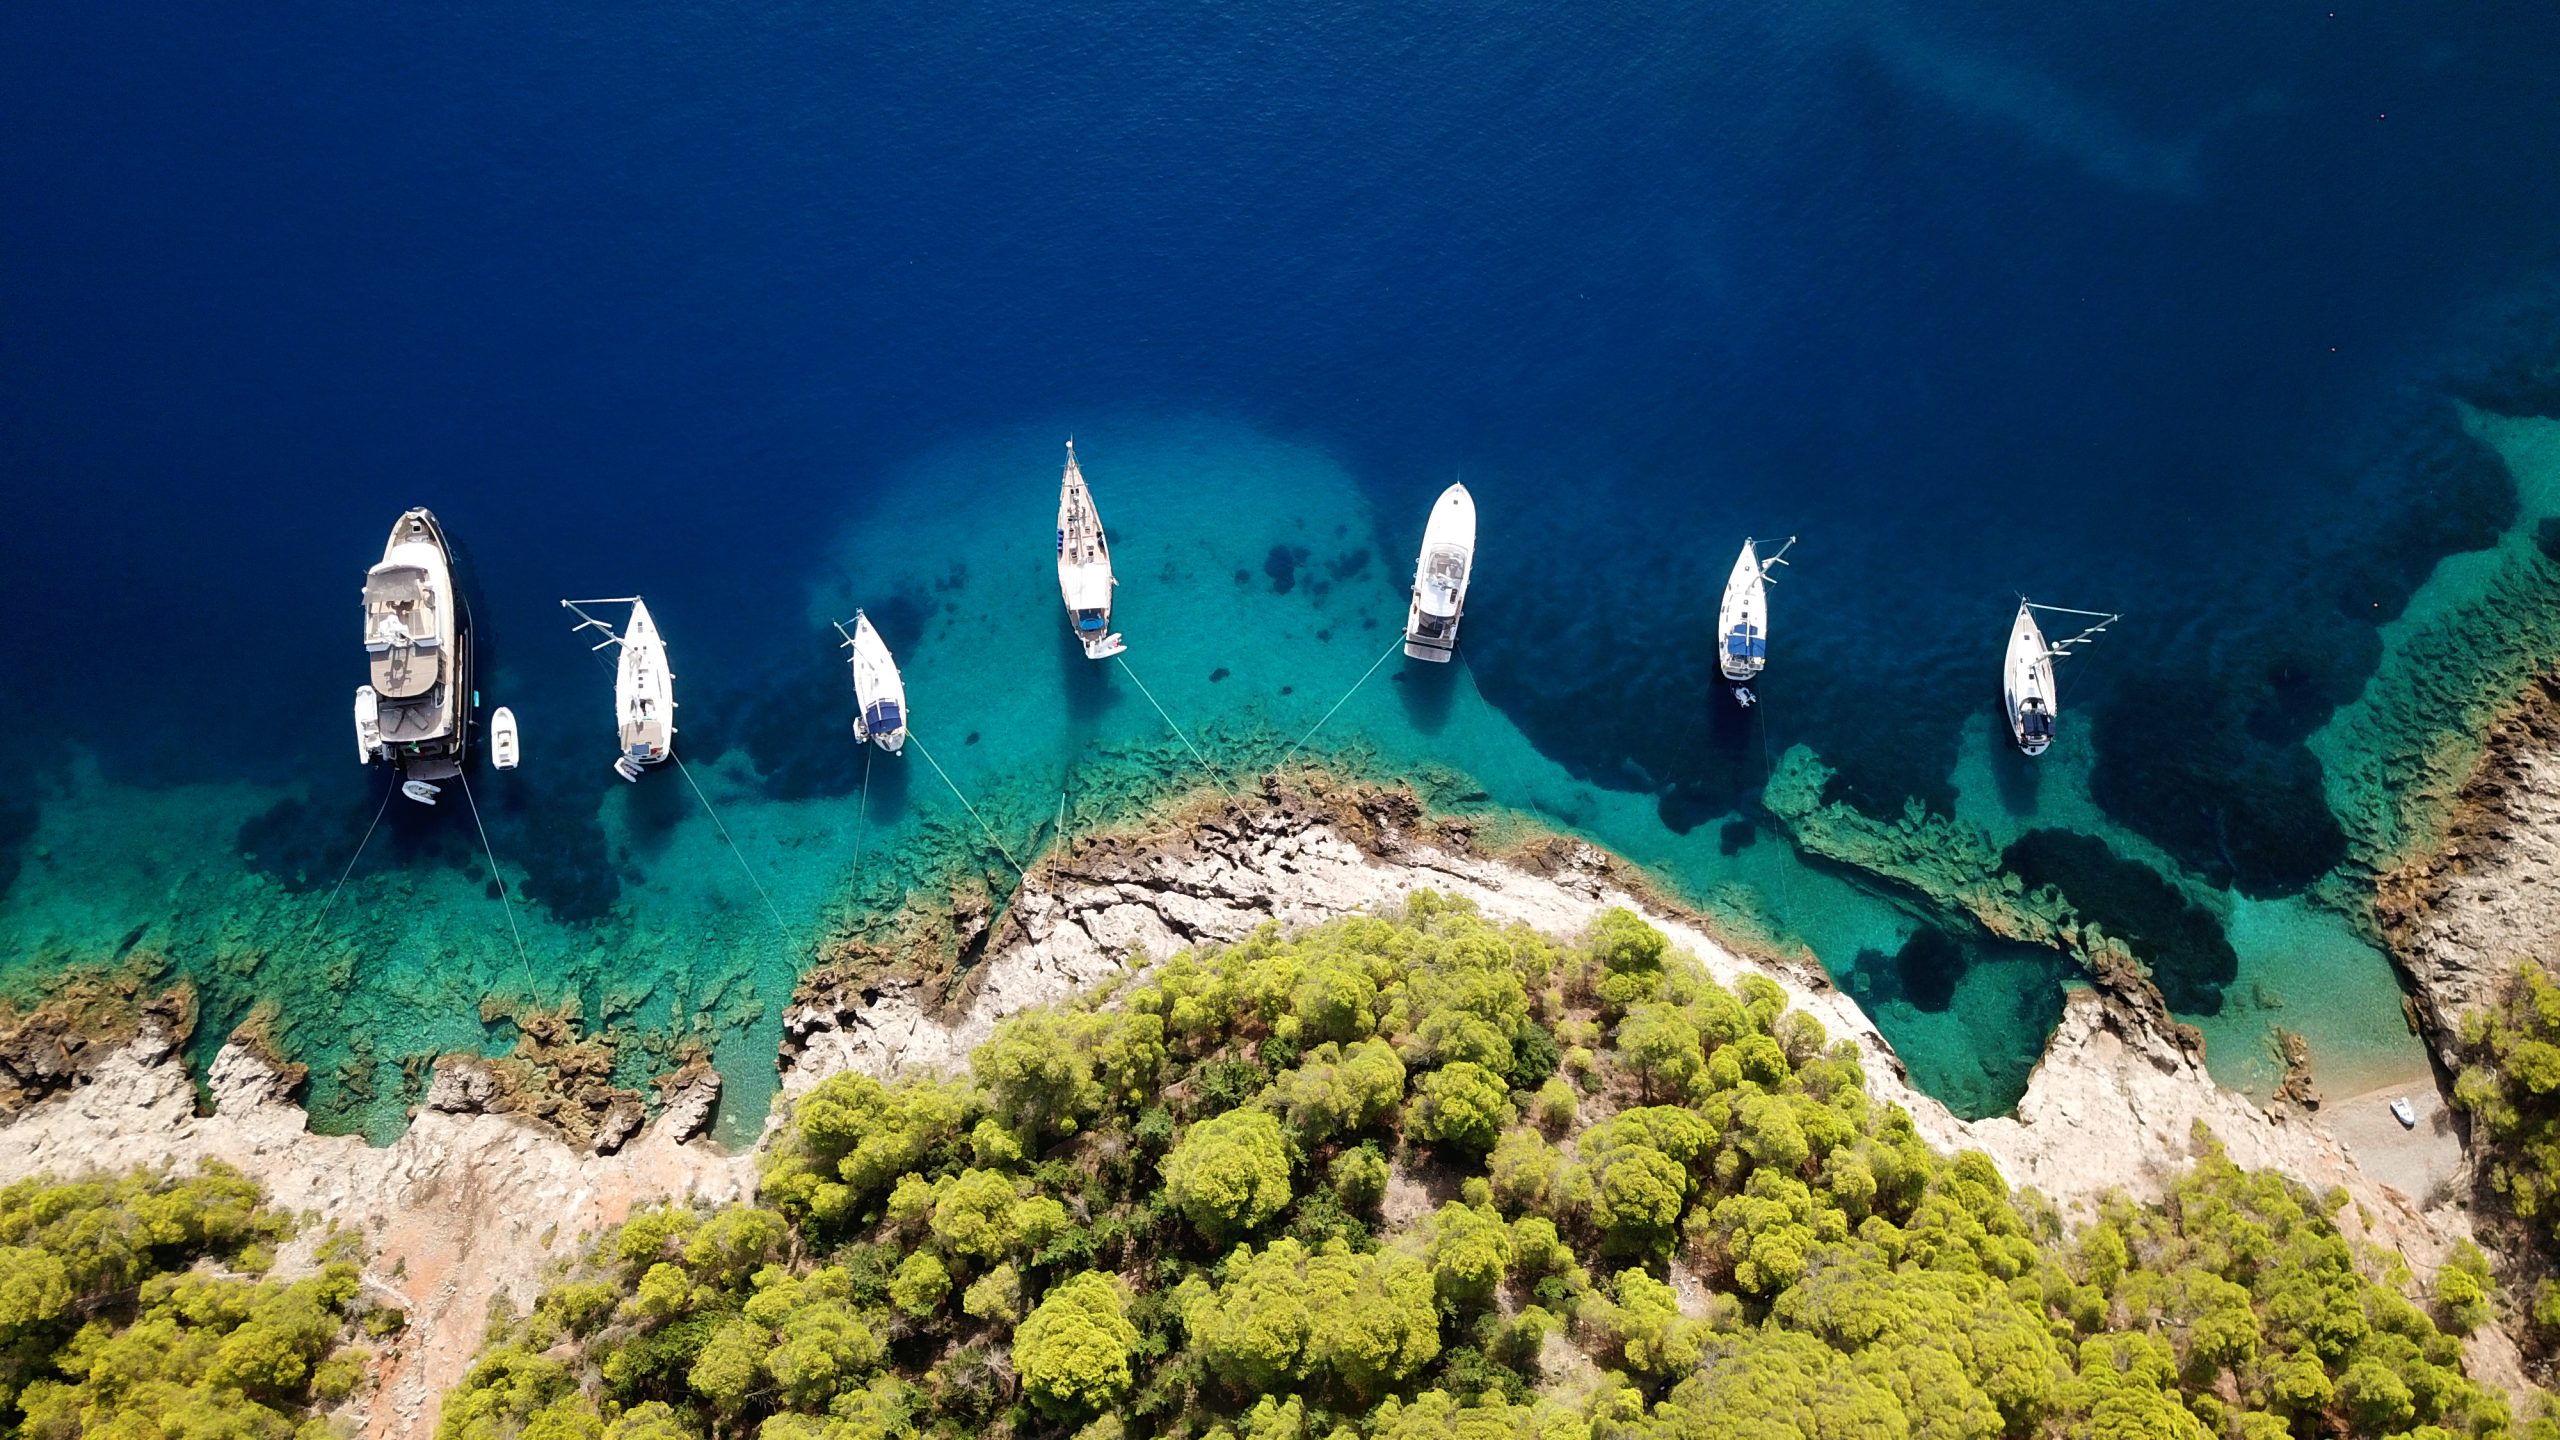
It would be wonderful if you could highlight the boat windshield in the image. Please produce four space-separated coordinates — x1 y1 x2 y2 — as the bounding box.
1725 625 1765 661
1075 608 1107 632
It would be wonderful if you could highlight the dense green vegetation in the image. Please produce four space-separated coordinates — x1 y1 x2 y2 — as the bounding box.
440 897 2533 1440
2453 963 2560 1348
0 1165 381 1438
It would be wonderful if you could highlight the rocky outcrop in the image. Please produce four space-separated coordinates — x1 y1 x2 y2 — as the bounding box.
654 1059 722 1144
0 966 193 1113
0 1033 748 1440
1760 746 2205 1059
2377 673 2560 1049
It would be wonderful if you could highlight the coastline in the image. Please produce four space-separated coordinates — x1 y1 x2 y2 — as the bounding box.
0 767 2508 1435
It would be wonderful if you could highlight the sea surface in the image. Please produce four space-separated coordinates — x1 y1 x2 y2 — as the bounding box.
7 2 2560 1141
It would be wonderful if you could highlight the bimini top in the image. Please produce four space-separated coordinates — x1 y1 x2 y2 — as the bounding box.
363 559 446 701
1724 624 1766 663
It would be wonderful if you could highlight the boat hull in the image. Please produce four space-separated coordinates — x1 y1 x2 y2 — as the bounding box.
615 600 676 776
849 611 909 754
2004 604 2055 756
1057 443 1125 660
359 507 474 798
1717 542 1767 682
491 706 520 770
1404 483 1476 662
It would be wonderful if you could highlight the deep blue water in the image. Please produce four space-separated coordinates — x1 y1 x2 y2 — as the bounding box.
7 2 2560 1133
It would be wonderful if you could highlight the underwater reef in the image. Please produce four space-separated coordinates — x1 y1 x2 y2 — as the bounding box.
2311 407 2560 895
1761 744 2205 1045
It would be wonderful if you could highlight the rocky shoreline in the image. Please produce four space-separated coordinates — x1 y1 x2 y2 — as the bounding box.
2378 672 2560 1052
0 769 2521 1434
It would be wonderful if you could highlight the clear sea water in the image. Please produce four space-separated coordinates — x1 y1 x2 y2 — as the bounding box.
8 2 2560 1141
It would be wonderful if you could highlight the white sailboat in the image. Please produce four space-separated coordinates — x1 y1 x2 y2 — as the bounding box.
2003 599 2117 756
562 597 676 780
1056 440 1125 660
1403 483 1476 662
490 706 520 770
355 508 474 804
837 610 908 755
1716 536 1795 685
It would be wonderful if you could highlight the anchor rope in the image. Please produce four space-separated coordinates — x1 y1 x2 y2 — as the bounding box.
1278 636 1403 769
910 733 1029 879
848 746 875 905
566 612 793 946
305 781 396 942
1753 686 1796 920
456 770 538 993
1114 655 1227 789
673 752 795 942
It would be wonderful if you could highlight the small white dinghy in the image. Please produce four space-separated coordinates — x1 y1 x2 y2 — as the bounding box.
1056 441 1126 659
1716 536 1795 686
1403 483 1476 662
562 597 677 780
837 610 908 755
354 687 381 764
490 706 520 770
2003 599 2118 756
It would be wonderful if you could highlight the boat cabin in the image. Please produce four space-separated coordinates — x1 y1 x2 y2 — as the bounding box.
1418 547 1466 614
2018 699 2053 743
364 563 444 698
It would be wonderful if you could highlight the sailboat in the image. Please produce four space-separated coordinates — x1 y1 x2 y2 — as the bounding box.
1056 441 1125 659
837 610 908 755
562 597 676 780
1716 536 1795 686
355 507 474 805
1403 483 1477 662
2004 599 2118 756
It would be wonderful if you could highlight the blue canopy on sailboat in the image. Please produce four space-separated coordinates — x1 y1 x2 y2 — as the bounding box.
1725 626 1765 661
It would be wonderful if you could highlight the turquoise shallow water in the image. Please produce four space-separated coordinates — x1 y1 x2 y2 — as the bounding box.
7 409 2521 1138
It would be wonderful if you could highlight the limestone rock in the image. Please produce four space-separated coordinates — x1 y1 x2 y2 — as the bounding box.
655 1064 721 1144
424 1058 501 1115
592 1097 645 1155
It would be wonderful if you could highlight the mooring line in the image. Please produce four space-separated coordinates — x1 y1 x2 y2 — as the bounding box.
457 770 538 993
848 746 875 899
1278 636 1403 769
910 732 1029 879
1752 687 1797 919
1114 655 1228 789
306 781 396 942
672 752 794 941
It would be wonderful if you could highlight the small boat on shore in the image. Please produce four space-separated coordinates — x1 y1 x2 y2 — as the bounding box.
490 706 520 770
562 597 676 780
2004 599 2118 756
1403 483 1476 662
356 507 474 804
1716 536 1794 686
839 610 908 755
1056 441 1125 660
